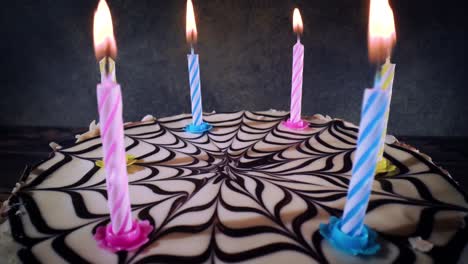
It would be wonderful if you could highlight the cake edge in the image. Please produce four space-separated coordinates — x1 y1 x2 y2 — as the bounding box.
1 111 468 263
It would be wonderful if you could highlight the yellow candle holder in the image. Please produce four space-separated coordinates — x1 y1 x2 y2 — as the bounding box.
96 154 138 168
375 158 397 175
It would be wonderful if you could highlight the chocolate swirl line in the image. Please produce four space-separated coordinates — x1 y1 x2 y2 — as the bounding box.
8 110 468 263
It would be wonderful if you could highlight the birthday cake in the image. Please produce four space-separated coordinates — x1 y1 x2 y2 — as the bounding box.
2 110 468 263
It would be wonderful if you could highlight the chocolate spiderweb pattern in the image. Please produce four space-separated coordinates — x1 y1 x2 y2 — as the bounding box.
8 111 468 263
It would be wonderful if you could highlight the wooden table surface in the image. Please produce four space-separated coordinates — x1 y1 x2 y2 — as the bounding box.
0 127 467 195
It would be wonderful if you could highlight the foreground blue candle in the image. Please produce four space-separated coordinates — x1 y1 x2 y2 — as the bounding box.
320 86 390 255
341 87 390 235
320 0 396 255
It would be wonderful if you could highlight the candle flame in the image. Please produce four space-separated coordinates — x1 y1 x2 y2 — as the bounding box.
293 8 303 35
368 0 396 63
93 0 117 60
186 0 198 44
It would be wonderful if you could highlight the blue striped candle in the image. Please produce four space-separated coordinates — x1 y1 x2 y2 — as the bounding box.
340 88 390 236
184 0 211 134
320 87 390 256
188 48 203 127
320 0 396 255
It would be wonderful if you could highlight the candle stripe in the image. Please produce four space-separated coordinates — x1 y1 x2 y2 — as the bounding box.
348 151 379 198
382 71 394 90
101 93 122 138
292 47 303 74
192 86 201 110
347 98 385 220
377 62 395 161
106 142 117 165
380 69 393 90
112 178 124 209
117 210 131 235
191 80 200 100
348 219 364 236
97 79 133 234
188 53 203 126
290 41 304 123
290 97 300 116
340 88 390 236
344 152 377 201
344 191 374 229
291 60 303 91
291 80 302 104
191 97 201 116
111 189 125 214
356 103 388 147
362 92 378 117
190 67 199 87
98 88 112 113
353 109 385 175
189 56 197 74
292 71 302 95
347 200 370 236
341 190 372 233
292 69 303 87
192 94 202 124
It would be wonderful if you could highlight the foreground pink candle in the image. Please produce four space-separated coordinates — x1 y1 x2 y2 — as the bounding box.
97 75 132 234
93 0 152 252
284 8 308 130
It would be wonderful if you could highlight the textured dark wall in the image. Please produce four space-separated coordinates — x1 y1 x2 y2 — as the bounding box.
1 0 467 136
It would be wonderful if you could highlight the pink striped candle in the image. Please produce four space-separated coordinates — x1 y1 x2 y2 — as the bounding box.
97 74 133 234
93 0 152 252
283 8 309 130
290 38 304 122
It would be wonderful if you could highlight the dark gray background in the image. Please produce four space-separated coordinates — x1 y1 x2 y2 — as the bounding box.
1 0 467 136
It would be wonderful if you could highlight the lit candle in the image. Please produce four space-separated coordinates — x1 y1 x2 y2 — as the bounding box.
185 0 212 134
283 8 309 130
319 0 396 256
93 0 152 252
370 0 397 173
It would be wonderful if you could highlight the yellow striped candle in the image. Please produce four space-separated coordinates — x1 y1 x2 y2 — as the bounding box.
376 58 395 162
368 0 397 174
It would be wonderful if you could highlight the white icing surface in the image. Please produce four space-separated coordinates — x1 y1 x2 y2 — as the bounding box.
408 237 434 253
4 110 468 263
0 223 21 264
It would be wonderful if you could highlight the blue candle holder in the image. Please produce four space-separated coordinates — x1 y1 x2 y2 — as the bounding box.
185 122 212 134
319 216 380 256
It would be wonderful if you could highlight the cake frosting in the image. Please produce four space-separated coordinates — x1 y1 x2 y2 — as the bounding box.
4 110 468 263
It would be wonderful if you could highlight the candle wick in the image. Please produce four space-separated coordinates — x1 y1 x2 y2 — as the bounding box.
105 57 110 76
190 44 194 55
296 34 300 43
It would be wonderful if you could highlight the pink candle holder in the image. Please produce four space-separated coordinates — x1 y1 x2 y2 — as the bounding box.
95 219 153 252
282 118 309 130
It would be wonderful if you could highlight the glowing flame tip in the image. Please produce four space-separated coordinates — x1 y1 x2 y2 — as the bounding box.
93 0 117 60
368 0 396 63
186 0 198 44
293 8 303 35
